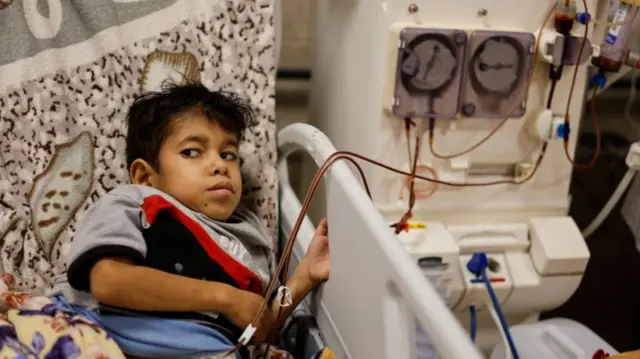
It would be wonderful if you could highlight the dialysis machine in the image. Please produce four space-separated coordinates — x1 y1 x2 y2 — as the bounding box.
305 0 640 355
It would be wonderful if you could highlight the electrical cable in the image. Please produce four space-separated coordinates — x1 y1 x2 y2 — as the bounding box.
404 113 546 230
405 117 415 163
547 78 559 109
260 305 284 359
399 164 438 200
488 307 514 359
563 85 602 168
467 252 519 359
428 2 555 160
398 120 438 201
469 305 477 342
482 267 519 359
562 0 603 169
393 118 423 233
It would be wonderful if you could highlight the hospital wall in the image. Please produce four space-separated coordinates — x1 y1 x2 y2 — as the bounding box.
275 0 314 193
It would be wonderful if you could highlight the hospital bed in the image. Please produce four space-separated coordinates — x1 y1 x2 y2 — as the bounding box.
0 0 639 358
278 123 481 359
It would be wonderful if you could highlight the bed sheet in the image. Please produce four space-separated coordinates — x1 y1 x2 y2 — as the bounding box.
0 0 278 292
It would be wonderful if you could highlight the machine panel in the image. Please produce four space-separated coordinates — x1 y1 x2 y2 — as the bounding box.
460 30 536 119
392 28 467 119
309 0 602 356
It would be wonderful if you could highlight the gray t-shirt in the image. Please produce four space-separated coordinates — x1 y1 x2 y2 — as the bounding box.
60 184 277 341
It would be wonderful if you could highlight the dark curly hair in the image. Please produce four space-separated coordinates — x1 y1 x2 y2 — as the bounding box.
125 81 256 170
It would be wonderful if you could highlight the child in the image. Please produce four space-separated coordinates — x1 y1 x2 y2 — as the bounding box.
62 83 330 358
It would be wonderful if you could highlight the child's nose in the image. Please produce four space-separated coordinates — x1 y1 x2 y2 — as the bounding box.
209 156 229 176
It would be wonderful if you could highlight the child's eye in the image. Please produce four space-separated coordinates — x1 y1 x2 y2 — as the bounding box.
180 149 201 158
221 152 238 161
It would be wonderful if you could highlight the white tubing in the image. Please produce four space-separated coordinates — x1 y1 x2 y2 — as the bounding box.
582 168 636 238
488 307 512 359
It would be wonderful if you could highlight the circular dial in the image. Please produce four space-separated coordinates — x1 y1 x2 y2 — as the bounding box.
400 35 457 94
470 36 523 94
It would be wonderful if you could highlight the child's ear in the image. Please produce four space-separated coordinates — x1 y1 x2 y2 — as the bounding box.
129 159 159 187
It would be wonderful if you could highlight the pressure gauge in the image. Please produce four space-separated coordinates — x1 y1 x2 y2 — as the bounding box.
459 30 535 119
400 34 457 95
392 28 467 119
469 36 524 95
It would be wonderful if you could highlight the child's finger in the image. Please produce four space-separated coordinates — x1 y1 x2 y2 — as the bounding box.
317 218 328 234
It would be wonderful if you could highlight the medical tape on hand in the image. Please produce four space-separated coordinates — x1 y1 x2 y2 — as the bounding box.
238 324 257 345
276 286 293 307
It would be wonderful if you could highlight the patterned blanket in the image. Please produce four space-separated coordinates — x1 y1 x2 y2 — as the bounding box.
0 274 338 359
0 274 125 358
0 0 277 293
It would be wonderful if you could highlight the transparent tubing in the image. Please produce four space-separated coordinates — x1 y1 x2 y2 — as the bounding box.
583 168 636 237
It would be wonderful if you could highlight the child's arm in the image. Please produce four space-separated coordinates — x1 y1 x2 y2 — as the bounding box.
90 257 275 343
90 257 234 312
66 189 275 342
67 189 235 313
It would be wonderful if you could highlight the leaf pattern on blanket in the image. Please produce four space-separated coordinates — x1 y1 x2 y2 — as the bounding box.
0 0 11 10
29 132 95 261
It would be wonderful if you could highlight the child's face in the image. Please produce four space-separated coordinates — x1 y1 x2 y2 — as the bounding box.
149 111 243 221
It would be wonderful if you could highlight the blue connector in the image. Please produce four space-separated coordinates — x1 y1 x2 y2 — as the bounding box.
467 253 521 359
466 254 485 343
591 73 607 89
576 12 591 25
557 123 570 140
466 252 488 278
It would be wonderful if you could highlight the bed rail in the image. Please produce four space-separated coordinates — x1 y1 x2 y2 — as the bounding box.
277 123 482 359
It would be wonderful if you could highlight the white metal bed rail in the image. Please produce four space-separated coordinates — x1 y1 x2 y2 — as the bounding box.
277 123 482 359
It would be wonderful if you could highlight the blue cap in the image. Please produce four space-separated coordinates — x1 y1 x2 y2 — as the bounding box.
557 123 570 140
466 252 488 277
576 12 591 25
590 73 607 89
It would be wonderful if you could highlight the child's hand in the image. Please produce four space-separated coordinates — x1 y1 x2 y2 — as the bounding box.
224 288 274 344
302 218 330 285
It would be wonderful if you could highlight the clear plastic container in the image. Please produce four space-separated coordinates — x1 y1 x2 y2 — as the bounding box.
490 318 618 359
593 2 640 72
